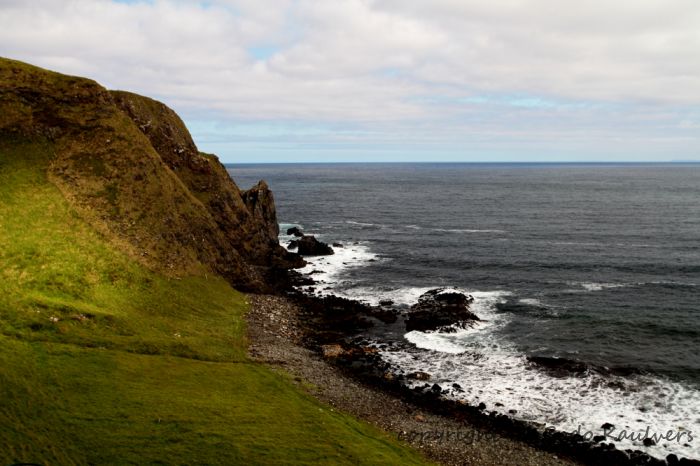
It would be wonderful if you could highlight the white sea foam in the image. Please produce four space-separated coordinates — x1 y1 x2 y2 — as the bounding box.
433 228 506 234
380 291 700 461
579 282 629 292
279 224 379 297
345 220 379 227
518 298 542 306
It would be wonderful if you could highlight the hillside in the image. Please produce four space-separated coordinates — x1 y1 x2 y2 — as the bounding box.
0 57 302 292
0 58 429 465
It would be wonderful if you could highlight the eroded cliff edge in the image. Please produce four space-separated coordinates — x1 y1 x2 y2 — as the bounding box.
0 57 302 291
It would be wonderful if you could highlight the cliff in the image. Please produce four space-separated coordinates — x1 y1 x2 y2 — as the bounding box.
0 57 302 291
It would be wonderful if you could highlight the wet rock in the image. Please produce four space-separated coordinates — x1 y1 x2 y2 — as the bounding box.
288 240 299 250
526 356 589 377
379 299 394 306
407 371 431 381
321 344 346 358
287 226 303 237
405 288 478 332
642 437 656 447
332 242 343 248
297 235 334 256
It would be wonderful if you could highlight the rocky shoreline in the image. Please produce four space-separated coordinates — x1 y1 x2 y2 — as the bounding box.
251 271 699 466
247 293 579 466
251 229 698 465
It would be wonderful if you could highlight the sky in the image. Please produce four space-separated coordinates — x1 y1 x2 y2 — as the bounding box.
1 0 699 163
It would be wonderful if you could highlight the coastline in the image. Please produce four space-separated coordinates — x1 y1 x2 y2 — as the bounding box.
267 215 700 466
247 293 580 466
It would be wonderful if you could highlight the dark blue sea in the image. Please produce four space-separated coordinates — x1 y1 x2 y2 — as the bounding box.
229 163 700 459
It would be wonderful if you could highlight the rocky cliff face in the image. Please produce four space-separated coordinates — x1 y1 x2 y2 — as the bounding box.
0 57 302 291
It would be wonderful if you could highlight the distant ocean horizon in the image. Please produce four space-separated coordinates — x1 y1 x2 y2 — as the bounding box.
229 162 700 460
226 161 700 166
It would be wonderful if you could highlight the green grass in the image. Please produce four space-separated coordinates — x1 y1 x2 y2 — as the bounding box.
0 138 430 465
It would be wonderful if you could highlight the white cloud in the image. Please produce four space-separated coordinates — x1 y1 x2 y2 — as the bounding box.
0 0 698 161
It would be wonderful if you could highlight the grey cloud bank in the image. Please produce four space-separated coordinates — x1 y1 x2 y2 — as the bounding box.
1 0 698 162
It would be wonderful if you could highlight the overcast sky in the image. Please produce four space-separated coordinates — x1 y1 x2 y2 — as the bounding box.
1 0 699 162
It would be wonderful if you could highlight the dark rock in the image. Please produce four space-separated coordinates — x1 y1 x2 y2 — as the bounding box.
407 371 431 381
297 235 334 256
527 356 589 377
288 240 299 250
593 435 606 443
679 458 700 466
379 299 394 306
332 242 343 247
477 402 486 410
598 448 630 465
405 288 479 332
667 454 679 465
287 226 304 237
431 384 442 393
601 422 615 431
642 437 656 447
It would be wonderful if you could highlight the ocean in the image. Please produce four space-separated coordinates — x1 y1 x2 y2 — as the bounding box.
229 163 700 460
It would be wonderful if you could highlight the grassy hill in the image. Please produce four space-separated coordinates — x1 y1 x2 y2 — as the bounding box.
0 60 429 465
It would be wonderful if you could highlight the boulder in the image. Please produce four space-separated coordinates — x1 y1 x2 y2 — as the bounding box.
407 371 431 381
405 288 478 332
297 235 334 256
321 344 346 358
287 226 304 237
527 356 589 377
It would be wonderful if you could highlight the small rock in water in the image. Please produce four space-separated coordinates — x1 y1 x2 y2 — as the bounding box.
297 235 334 256
407 371 431 381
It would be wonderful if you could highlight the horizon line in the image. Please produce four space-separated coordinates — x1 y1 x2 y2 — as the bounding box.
224 160 700 166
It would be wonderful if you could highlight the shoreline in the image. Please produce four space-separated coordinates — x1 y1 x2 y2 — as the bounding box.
247 293 580 466
273 227 699 466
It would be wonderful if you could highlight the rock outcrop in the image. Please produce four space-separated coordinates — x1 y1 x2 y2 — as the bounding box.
0 57 302 291
405 289 478 332
297 235 334 256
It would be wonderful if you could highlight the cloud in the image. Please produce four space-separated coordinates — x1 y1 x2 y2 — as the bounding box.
0 0 698 161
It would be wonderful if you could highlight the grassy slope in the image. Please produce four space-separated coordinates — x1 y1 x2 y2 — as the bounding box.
0 139 428 465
